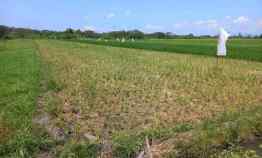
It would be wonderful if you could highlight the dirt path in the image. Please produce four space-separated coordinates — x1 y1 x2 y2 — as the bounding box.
32 40 67 158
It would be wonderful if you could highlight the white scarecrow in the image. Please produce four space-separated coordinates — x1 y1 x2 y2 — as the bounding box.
217 28 230 56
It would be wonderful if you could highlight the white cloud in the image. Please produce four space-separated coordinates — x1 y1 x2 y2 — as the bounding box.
225 16 231 19
106 13 115 19
144 24 164 30
257 19 262 28
173 22 188 29
173 23 183 28
83 25 95 31
233 16 249 24
194 20 218 29
194 20 203 25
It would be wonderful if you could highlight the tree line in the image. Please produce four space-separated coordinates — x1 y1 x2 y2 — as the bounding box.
1 25 262 40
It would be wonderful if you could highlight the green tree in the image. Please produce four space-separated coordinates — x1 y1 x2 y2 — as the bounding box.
63 28 76 39
0 25 9 38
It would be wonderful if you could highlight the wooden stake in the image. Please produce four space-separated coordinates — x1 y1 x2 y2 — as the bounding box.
145 136 153 158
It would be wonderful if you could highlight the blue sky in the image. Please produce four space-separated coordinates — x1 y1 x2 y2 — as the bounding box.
1 0 262 35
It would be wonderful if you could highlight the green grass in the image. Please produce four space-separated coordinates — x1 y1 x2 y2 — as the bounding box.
0 39 49 157
77 38 262 62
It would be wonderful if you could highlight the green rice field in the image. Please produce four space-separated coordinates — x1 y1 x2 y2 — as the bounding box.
80 38 262 62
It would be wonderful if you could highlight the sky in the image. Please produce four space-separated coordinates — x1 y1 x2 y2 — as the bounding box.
1 0 262 35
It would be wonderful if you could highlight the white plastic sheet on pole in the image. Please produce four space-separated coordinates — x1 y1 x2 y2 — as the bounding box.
217 28 230 56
